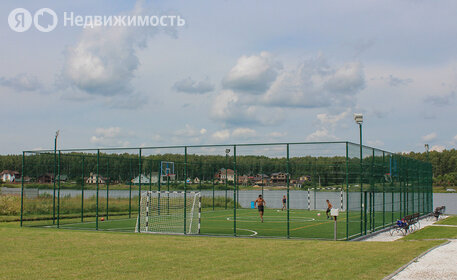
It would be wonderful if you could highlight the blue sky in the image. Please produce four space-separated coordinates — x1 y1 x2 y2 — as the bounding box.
1 0 456 154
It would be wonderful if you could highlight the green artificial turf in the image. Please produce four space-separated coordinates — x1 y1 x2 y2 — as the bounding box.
27 208 402 240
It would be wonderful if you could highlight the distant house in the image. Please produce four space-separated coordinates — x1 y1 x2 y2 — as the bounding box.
86 173 106 184
237 175 250 185
193 177 201 184
37 173 54 183
0 170 20 182
253 174 270 185
270 172 289 184
161 173 176 182
298 175 311 184
131 173 161 185
55 174 68 182
214 168 235 183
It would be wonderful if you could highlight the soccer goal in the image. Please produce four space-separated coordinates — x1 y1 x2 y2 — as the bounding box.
136 191 201 234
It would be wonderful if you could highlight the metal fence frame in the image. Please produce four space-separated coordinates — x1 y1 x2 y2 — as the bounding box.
20 141 433 240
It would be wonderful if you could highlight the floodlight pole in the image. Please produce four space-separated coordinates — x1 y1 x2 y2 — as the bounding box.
354 114 364 235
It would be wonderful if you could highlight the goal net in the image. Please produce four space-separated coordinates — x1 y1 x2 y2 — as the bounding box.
136 191 201 234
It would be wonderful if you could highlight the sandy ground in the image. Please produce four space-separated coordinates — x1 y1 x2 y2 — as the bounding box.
361 216 457 279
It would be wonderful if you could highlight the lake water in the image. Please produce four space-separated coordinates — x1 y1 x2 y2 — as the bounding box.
33 189 457 214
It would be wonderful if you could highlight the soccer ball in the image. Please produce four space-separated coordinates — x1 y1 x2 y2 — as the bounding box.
317 213 321 216
101 217 105 221
226 218 229 220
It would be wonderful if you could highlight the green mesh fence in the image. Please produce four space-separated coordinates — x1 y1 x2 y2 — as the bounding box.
20 141 432 240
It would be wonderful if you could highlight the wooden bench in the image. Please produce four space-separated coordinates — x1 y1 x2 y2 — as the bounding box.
389 213 421 236
433 206 446 220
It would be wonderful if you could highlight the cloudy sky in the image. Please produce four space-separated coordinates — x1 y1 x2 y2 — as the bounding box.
1 0 457 154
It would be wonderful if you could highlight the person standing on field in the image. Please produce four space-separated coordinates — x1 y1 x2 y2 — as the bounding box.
326 199 333 219
254 195 266 222
282 195 287 211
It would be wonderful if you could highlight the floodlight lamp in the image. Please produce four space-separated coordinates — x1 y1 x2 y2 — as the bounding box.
56 130 60 138
225 149 230 154
354 114 363 124
425 144 429 152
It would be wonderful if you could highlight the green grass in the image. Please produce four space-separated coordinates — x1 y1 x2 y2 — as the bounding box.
0 223 442 280
436 215 457 225
402 225 457 240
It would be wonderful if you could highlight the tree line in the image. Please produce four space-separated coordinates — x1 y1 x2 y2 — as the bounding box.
0 149 439 187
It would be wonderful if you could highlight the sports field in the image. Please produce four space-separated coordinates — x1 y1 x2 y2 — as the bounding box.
41 208 400 240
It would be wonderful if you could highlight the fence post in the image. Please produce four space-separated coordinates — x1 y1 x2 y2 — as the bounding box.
371 148 375 232
20 151 25 227
106 158 109 220
81 156 84 222
233 145 237 237
137 148 142 233
212 167 215 211
184 147 187 234
382 151 385 228
345 142 349 240
53 144 57 225
96 149 100 230
57 151 61 228
286 144 290 239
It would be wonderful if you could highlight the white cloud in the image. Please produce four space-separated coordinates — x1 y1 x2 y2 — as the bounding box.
104 92 148 109
174 124 207 138
268 132 287 138
304 110 351 142
316 110 350 127
210 90 284 126
366 140 384 147
0 73 44 92
424 93 455 107
63 26 141 96
60 2 175 105
95 127 121 138
305 128 338 142
232 128 257 138
430 145 445 152
211 130 231 142
211 52 365 127
90 127 130 147
210 128 258 142
173 77 214 94
222 51 282 94
388 75 412 87
422 132 437 142
262 57 365 108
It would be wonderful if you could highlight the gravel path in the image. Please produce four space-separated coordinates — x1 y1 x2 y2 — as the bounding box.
391 239 457 280
361 216 457 279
